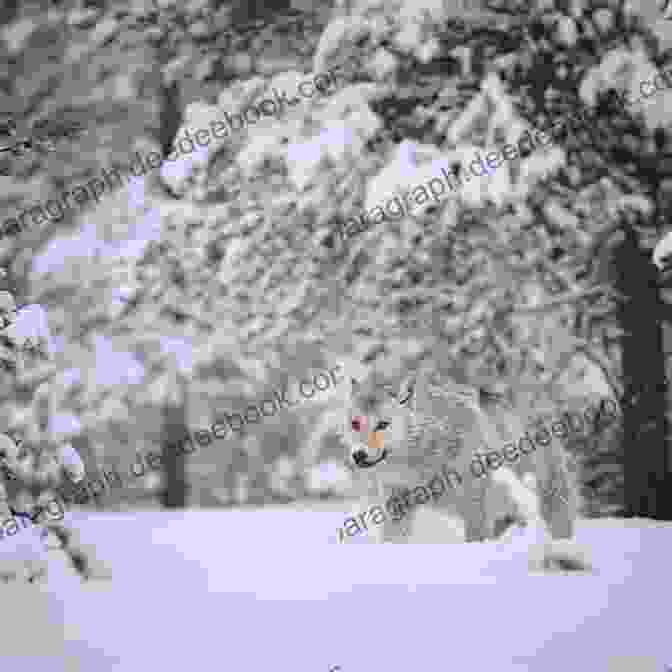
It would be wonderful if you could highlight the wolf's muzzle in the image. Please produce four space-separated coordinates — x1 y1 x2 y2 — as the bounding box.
352 448 389 468
351 428 390 468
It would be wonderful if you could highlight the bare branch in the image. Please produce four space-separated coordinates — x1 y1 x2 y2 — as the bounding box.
513 285 618 315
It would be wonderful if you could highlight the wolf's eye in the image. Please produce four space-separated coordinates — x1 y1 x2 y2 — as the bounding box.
374 420 390 431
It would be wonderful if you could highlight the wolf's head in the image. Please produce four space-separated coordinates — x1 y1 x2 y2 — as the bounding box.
342 368 498 478
342 370 409 470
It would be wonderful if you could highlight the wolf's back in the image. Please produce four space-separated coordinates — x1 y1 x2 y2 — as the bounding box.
391 379 503 477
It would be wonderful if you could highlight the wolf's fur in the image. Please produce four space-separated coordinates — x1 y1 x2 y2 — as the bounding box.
339 368 590 569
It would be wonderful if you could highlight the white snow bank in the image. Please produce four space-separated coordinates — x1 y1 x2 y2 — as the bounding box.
0 510 667 672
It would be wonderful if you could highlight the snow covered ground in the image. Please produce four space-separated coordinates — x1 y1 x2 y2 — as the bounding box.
0 505 669 672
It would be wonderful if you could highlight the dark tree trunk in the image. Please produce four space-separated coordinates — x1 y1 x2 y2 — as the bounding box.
0 0 19 27
160 369 188 509
150 44 183 200
615 226 672 519
231 0 291 26
154 36 187 509
159 79 181 161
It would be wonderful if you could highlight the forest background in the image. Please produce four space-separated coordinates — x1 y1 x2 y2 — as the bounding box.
1 0 672 522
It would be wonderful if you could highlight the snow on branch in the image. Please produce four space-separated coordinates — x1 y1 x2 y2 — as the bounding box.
513 285 617 315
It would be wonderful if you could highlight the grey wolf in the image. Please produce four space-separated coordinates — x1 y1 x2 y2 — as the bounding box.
338 367 593 570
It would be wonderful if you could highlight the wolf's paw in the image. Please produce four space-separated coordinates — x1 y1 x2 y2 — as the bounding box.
529 538 595 574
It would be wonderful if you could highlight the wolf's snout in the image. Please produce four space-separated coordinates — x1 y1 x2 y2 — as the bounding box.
351 443 389 469
367 430 385 452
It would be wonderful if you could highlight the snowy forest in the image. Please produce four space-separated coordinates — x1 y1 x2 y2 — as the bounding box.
0 0 671 668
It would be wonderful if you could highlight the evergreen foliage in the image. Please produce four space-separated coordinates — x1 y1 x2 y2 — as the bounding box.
2 0 670 514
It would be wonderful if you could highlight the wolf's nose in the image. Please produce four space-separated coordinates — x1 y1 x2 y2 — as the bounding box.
352 450 368 466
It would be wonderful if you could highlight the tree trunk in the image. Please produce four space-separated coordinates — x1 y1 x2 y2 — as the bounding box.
151 43 182 200
615 226 672 519
158 79 181 160
160 368 188 509
0 0 19 27
231 0 291 26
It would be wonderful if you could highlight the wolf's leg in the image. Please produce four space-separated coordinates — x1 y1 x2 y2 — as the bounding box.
338 489 411 543
368 490 415 543
371 512 413 543
485 467 531 537
533 436 578 540
488 466 553 552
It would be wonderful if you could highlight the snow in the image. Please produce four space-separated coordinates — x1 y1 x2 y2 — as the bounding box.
10 303 55 359
92 334 144 388
0 508 668 672
653 230 672 271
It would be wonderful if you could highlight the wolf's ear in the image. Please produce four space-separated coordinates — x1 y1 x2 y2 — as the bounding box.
398 375 415 407
401 369 434 409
